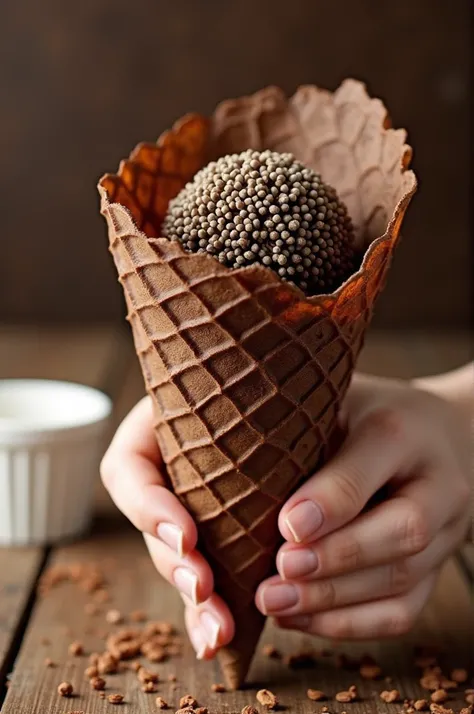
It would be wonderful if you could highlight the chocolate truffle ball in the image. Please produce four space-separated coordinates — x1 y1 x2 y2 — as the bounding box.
162 149 357 295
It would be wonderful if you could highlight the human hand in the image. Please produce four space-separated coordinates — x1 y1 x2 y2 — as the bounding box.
100 396 235 658
255 373 471 639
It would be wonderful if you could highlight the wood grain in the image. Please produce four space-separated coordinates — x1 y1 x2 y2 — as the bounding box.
1 530 472 714
0 550 44 684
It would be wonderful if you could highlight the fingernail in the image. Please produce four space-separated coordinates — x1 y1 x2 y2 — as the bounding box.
277 614 311 630
173 567 199 605
285 500 324 542
260 582 298 614
200 611 220 649
189 626 208 659
157 522 184 556
279 549 318 579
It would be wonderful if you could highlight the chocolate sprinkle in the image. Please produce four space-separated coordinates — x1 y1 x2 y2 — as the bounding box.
162 149 357 296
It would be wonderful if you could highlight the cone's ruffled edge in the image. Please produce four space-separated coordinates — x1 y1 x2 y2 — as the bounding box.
99 79 417 327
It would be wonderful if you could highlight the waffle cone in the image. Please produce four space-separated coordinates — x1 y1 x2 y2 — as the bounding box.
98 80 417 689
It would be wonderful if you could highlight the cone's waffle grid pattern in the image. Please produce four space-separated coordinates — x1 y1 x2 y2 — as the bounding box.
99 79 417 688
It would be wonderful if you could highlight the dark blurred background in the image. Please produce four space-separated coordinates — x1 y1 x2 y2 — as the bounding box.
0 0 470 328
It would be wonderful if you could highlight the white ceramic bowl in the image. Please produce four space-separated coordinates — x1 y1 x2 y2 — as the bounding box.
0 379 112 546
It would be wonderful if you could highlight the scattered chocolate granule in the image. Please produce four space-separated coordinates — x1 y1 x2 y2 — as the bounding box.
211 683 226 693
466 691 474 705
241 707 258 714
256 689 278 709
307 689 326 701
360 663 383 680
195 709 208 714
262 644 281 659
175 708 194 714
107 629 142 660
130 610 147 622
68 641 84 657
168 674 177 682
58 681 74 697
414 701 429 711
335 692 353 703
89 653 100 666
451 668 469 684
138 668 159 683
142 681 158 693
108 693 124 704
431 690 448 703
348 685 358 700
421 674 443 691
321 707 330 713
380 690 401 703
84 665 99 678
180 695 198 708
98 652 119 674
106 609 123 625
429 705 454 714
44 658 56 668
91 676 106 691
156 697 169 709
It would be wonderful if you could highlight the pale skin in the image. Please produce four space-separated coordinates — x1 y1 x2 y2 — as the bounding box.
100 362 472 658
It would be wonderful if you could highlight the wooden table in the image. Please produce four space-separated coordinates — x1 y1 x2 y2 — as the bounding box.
0 326 472 714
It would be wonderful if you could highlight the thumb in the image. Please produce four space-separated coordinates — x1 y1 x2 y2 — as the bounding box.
278 407 416 544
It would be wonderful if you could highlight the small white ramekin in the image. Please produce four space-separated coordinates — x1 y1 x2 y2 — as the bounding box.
0 379 112 546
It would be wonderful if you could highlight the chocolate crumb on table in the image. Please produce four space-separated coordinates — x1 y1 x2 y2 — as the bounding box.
431 690 448 703
195 708 209 714
44 657 56 667
90 676 106 690
108 693 125 704
380 690 401 703
335 688 359 703
84 665 99 678
256 689 278 709
307 689 326 701
179 694 198 708
142 681 158 693
57 681 74 697
241 707 259 714
211 683 226 692
68 640 84 656
156 696 169 709
414 700 430 711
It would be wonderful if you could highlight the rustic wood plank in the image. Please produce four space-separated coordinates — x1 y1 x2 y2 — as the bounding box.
0 326 132 693
0 550 45 684
2 529 472 714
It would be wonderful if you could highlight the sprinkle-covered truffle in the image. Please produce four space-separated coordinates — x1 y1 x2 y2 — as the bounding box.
162 149 357 295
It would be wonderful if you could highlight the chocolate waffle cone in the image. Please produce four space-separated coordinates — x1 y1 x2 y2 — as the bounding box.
98 80 417 689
